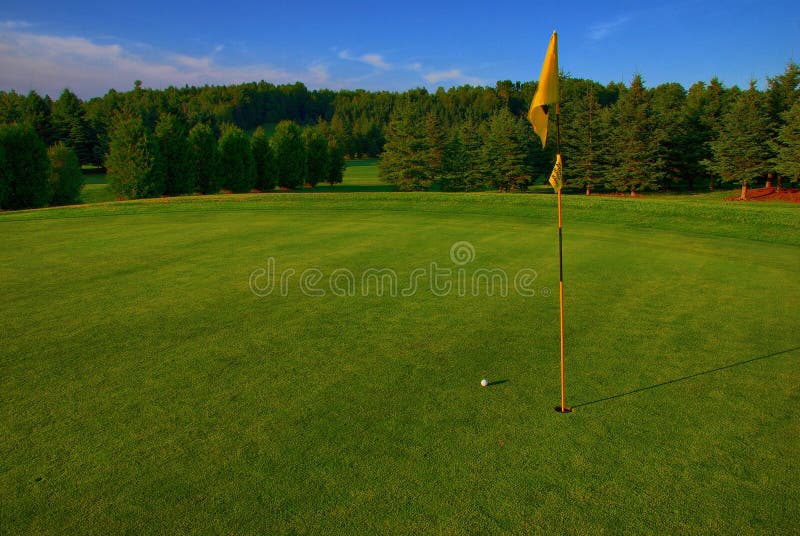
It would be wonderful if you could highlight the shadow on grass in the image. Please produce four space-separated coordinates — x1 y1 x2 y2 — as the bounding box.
573 346 800 409
487 380 509 387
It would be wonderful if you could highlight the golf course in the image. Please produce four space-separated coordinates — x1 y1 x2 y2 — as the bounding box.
1 162 798 533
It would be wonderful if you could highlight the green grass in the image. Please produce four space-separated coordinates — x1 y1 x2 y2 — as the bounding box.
1 192 798 533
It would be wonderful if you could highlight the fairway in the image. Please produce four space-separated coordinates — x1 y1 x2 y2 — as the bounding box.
1 193 798 533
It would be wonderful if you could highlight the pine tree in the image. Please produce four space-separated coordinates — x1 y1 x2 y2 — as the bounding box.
379 98 433 191
423 112 446 185
105 114 165 199
706 82 773 199
218 124 256 193
271 120 306 189
650 83 687 190
460 118 489 191
52 88 93 165
304 127 329 187
326 141 346 187
440 130 467 191
773 99 800 184
155 113 195 195
483 108 533 192
251 126 277 191
561 86 604 194
605 75 662 195
188 122 221 194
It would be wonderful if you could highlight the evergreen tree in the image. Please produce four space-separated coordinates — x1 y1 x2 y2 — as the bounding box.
650 83 688 190
561 86 604 194
706 82 773 199
460 118 489 190
701 77 731 189
48 142 84 205
423 112 446 185
440 130 467 191
155 113 195 195
605 75 662 195
773 99 800 184
105 114 165 199
251 126 277 191
680 82 714 190
0 124 51 209
188 122 221 194
326 141 346 187
304 127 329 187
483 108 533 192
766 61 800 125
52 88 93 165
218 124 256 193
0 144 7 209
271 120 306 189
379 98 433 191
23 91 55 146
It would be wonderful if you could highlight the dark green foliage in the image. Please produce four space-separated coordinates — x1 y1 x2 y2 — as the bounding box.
561 84 604 193
219 124 256 193
605 75 662 194
380 97 435 191
271 120 306 189
706 82 773 191
0 143 8 208
303 127 329 187
0 124 51 209
52 89 93 165
105 114 165 199
773 100 800 183
326 142 345 187
48 142 84 205
155 113 195 195
766 62 800 125
188 122 221 194
484 108 534 192
251 127 277 191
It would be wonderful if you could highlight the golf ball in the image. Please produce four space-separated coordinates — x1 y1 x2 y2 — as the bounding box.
481 379 489 387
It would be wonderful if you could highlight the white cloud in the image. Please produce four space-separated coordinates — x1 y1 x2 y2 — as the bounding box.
423 68 483 86
337 49 391 69
0 20 31 30
588 15 632 40
0 25 330 98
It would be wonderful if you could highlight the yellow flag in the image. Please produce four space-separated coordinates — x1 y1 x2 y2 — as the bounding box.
549 154 563 191
528 32 559 148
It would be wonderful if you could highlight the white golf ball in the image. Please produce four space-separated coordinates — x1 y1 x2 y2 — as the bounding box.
481 379 489 387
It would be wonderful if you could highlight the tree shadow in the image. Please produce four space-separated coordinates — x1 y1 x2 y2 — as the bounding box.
572 346 800 409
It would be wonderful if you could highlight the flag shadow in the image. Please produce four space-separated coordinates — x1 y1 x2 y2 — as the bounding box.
572 346 800 409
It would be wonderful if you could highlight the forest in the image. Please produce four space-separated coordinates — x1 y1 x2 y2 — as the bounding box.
0 62 798 208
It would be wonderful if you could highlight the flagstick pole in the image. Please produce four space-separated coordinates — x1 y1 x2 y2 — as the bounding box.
555 103 571 413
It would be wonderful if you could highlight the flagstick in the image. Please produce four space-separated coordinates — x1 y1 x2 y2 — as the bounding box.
555 103 571 413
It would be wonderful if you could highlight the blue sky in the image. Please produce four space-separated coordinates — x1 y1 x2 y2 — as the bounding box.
0 0 797 99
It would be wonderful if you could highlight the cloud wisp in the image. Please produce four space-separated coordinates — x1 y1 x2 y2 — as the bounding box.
588 15 632 40
337 50 391 70
423 68 484 86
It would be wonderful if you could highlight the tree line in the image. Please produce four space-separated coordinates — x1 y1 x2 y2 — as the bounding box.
381 66 800 196
1 62 798 208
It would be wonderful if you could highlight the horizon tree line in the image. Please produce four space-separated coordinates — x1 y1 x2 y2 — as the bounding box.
0 61 798 208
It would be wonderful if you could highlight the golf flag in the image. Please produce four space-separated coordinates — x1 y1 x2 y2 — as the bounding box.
528 32 559 148
548 154 563 191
